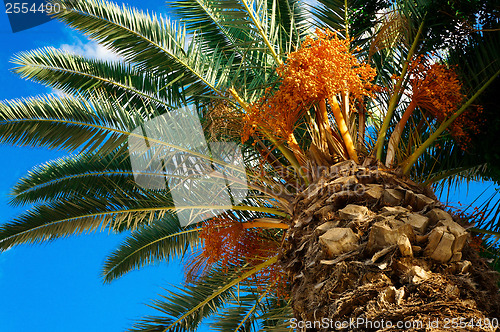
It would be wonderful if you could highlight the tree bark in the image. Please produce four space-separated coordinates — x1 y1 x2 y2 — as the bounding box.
280 160 500 331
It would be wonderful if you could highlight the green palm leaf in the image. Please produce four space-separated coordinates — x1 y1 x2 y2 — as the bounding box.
0 95 255 175
1 0 498 329
211 288 276 331
169 0 251 53
0 186 282 250
102 218 201 283
0 95 136 153
12 47 182 109
256 300 292 332
0 189 174 249
129 258 277 332
51 0 236 97
11 149 135 206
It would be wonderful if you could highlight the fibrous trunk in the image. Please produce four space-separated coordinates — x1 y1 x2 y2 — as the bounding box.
280 160 500 331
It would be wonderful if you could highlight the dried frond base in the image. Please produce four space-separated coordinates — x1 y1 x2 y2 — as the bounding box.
280 160 500 331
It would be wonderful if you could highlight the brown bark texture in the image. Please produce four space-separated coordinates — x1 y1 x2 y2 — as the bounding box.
280 160 500 331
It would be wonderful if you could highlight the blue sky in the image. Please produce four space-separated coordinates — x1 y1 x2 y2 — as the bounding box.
0 1 496 331
0 2 194 331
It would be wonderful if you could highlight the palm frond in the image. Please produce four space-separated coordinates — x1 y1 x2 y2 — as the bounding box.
0 95 256 176
11 148 134 206
51 0 237 97
448 31 500 96
12 47 183 109
210 284 281 332
102 218 201 283
256 299 292 331
0 189 176 250
472 189 500 233
0 186 283 251
129 259 277 332
0 95 145 152
169 0 251 53
311 0 390 42
269 0 309 44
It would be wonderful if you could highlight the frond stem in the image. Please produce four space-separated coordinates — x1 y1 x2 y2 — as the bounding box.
234 281 276 331
242 221 288 229
0 205 288 246
329 96 359 163
385 100 417 167
423 166 473 186
374 19 425 161
0 117 247 176
17 62 174 109
239 0 283 65
60 3 223 96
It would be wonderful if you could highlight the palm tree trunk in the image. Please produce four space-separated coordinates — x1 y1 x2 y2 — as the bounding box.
281 160 500 331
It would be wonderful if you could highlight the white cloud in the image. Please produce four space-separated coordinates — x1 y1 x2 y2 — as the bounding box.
50 88 69 98
46 39 122 98
60 40 122 63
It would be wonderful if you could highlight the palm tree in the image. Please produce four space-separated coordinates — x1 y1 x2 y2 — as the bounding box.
0 0 499 330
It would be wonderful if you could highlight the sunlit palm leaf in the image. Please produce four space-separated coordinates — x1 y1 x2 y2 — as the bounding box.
0 95 134 153
0 189 175 249
12 47 183 109
52 0 235 97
